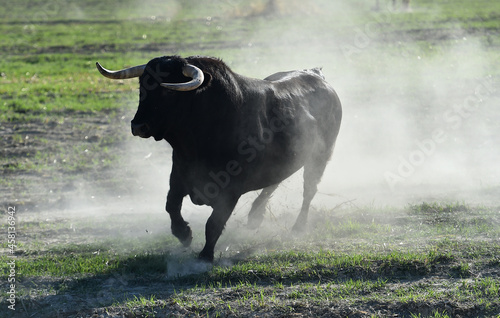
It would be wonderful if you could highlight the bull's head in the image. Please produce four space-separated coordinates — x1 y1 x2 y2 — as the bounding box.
96 56 204 140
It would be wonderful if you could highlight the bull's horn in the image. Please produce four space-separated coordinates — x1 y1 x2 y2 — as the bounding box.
160 64 204 91
96 62 146 79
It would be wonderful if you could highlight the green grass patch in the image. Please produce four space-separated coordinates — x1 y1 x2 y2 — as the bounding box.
2 0 500 121
1 201 499 317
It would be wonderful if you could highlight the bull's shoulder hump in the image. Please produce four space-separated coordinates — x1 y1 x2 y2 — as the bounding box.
264 68 325 82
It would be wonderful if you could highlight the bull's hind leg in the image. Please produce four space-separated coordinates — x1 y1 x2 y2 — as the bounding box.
292 153 330 232
247 183 280 229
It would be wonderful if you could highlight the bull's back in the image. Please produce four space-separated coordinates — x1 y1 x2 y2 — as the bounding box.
237 70 341 191
269 69 341 141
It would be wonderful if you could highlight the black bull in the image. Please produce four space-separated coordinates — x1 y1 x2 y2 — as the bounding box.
96 56 342 262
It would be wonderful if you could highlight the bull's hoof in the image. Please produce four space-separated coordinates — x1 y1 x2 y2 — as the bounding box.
291 221 307 234
180 233 193 247
172 224 193 247
247 215 264 230
198 250 214 263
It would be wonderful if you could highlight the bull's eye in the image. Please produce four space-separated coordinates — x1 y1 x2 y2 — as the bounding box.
162 89 176 97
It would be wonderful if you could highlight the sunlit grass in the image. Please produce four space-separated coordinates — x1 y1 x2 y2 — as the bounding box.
2 196 499 315
2 0 500 123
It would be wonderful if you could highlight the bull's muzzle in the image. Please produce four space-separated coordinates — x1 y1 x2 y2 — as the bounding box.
131 122 151 138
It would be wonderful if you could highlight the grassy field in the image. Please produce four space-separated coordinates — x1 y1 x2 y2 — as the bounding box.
1 0 500 317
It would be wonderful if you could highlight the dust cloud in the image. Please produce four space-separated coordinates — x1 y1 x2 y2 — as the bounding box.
209 0 500 210
14 0 499 268
86 0 500 234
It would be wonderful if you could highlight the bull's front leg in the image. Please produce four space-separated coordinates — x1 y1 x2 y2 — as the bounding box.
166 189 192 247
199 195 239 262
166 169 192 247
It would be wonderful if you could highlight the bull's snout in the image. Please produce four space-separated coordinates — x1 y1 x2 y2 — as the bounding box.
131 122 151 138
